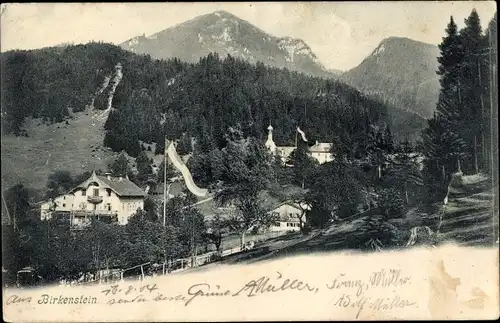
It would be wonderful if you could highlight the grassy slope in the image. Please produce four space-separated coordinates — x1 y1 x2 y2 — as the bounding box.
438 174 496 246
189 174 496 269
1 108 119 193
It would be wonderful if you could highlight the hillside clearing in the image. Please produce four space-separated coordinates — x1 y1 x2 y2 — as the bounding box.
1 108 118 192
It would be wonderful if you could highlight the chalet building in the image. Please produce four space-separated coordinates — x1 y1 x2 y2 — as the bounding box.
268 201 309 232
40 171 146 227
265 125 334 164
309 141 334 164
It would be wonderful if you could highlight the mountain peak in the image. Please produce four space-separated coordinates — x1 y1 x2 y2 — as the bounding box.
119 11 334 78
211 10 238 18
341 36 440 119
371 36 438 57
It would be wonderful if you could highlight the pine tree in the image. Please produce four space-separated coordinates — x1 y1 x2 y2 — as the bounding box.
459 9 486 173
109 151 130 176
422 15 472 200
176 133 193 155
437 16 464 89
287 142 318 188
136 151 152 183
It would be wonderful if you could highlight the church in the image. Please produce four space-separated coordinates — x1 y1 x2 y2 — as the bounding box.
264 124 334 164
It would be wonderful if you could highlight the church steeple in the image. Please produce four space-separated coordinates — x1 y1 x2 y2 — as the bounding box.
265 124 276 152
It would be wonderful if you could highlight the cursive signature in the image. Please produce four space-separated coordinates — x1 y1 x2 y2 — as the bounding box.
369 269 412 288
326 273 369 296
185 283 232 306
333 293 416 318
232 271 319 297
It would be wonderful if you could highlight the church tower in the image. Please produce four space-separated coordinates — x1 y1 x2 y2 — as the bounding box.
265 124 277 153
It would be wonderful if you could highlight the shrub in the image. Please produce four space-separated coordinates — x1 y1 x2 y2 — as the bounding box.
301 223 312 235
378 188 405 219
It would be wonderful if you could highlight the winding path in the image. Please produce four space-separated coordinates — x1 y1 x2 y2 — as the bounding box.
166 142 208 197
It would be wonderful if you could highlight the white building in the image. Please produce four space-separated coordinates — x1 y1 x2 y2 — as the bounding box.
309 142 334 164
40 171 146 227
268 201 309 232
265 124 334 164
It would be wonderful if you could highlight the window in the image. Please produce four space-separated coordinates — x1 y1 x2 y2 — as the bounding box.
106 203 111 211
289 213 293 218
62 203 66 207
82 189 86 196
93 189 99 196
106 188 112 197
63 196 66 200
274 222 281 227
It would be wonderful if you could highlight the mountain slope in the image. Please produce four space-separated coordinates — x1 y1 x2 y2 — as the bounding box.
341 37 440 118
1 43 414 191
1 110 117 192
119 10 336 78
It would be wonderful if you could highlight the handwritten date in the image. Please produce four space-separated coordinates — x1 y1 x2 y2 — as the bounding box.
101 283 158 297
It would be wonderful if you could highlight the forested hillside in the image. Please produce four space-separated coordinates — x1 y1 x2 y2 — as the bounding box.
0 43 187 135
2 42 416 161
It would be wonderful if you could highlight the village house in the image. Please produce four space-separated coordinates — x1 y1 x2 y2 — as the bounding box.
265 125 334 164
40 171 146 227
267 201 309 232
309 141 334 164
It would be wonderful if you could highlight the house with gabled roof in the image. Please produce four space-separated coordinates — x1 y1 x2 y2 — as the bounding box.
267 200 310 232
265 125 334 164
40 171 146 227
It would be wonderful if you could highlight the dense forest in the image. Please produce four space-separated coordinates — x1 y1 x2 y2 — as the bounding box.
422 10 497 199
2 41 414 159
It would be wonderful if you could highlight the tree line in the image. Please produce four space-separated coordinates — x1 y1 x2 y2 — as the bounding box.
3 120 422 283
422 10 497 200
2 41 405 159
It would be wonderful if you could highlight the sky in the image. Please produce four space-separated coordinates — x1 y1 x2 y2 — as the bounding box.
1 2 496 71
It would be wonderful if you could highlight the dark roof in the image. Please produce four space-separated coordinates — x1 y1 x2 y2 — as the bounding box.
96 175 146 197
309 142 333 153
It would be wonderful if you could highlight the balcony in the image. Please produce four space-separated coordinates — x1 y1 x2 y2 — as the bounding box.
87 195 103 204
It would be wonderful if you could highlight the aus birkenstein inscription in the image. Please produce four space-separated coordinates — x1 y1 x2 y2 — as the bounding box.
6 294 97 305
38 294 98 305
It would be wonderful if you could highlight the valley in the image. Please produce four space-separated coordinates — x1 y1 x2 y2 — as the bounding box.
1 6 497 293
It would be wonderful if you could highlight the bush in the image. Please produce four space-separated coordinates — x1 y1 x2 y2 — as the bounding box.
301 223 312 235
378 188 405 219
